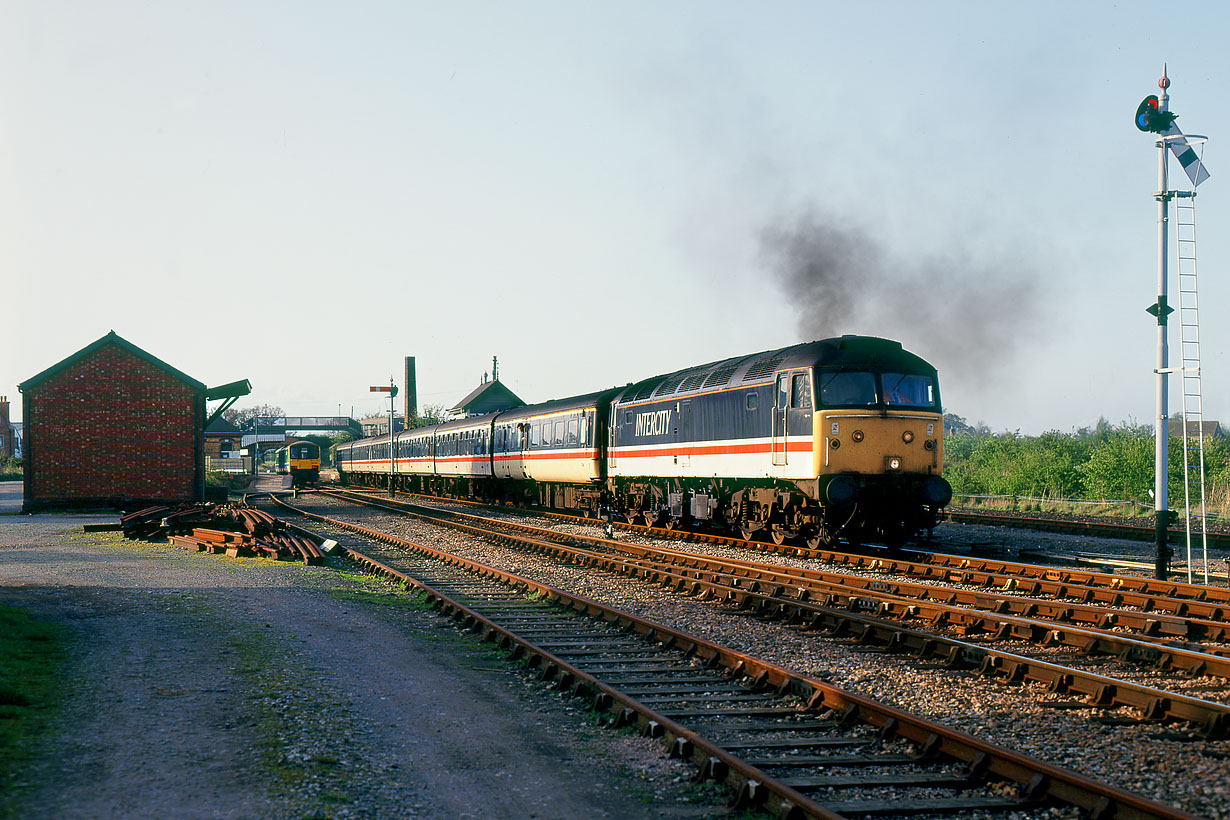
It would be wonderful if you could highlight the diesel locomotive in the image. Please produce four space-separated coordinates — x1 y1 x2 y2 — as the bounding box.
337 336 951 546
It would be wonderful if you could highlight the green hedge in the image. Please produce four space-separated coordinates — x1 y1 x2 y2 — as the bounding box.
945 424 1230 508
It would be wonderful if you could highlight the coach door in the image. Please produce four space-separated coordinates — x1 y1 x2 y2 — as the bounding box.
772 374 788 465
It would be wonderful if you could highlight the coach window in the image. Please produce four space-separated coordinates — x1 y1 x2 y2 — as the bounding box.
581 416 590 447
554 420 564 445
791 373 812 410
530 424 540 447
567 419 578 446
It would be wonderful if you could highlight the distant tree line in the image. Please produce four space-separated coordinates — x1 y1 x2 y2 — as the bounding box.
943 413 1230 509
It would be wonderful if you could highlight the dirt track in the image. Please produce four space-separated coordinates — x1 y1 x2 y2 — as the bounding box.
0 517 717 820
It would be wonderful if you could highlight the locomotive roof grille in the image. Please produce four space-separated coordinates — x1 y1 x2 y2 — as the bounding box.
679 372 707 392
653 373 689 396
743 355 784 381
630 378 666 401
702 362 741 388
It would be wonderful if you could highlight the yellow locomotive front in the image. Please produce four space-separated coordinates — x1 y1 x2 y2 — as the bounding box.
811 360 951 546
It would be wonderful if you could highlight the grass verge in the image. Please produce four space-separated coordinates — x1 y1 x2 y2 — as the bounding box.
0 604 65 819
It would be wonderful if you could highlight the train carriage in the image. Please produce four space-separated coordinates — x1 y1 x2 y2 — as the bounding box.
492 391 615 513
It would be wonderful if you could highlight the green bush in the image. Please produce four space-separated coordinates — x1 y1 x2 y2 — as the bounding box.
944 421 1229 513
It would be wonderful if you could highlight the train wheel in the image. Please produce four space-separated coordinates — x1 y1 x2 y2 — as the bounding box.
769 524 788 546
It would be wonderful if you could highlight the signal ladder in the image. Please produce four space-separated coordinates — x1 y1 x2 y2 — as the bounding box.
1174 192 1209 584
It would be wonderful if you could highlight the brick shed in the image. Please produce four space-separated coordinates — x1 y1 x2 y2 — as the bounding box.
19 331 206 512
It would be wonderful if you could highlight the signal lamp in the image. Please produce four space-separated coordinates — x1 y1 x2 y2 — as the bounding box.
830 439 841 450
851 430 865 443
902 430 914 444
924 439 936 451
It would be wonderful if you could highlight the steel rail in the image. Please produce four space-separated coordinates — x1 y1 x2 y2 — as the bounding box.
272 495 1206 820
942 508 1230 552
315 489 1230 735
327 489 1230 661
330 486 1230 614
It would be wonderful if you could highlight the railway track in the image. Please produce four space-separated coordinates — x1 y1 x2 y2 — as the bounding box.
333 484 1230 593
942 509 1230 553
318 488 1230 734
269 493 1207 820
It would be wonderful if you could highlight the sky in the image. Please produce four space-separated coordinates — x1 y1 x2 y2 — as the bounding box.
3 1 1229 434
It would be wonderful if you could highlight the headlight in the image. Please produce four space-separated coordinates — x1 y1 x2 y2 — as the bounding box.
886 457 902 471
902 430 914 443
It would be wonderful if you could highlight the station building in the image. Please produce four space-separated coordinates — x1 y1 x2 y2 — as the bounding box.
19 331 207 512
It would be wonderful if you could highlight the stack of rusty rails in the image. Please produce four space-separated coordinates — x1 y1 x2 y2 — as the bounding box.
120 503 221 540
228 506 279 538
169 526 324 564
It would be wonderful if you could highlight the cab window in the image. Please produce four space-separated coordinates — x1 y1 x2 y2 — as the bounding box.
881 373 936 408
818 371 877 407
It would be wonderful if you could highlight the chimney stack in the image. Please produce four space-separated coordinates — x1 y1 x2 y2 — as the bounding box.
404 357 417 424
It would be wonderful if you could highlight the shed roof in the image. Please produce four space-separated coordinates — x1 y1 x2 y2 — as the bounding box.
450 379 524 414
19 330 206 393
205 416 243 435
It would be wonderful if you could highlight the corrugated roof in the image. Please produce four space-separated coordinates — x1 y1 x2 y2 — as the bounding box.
19 330 206 393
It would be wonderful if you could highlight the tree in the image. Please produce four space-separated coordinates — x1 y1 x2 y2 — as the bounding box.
411 403 450 428
223 404 285 431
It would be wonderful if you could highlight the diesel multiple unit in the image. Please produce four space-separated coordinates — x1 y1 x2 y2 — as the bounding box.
337 336 952 546
276 441 321 485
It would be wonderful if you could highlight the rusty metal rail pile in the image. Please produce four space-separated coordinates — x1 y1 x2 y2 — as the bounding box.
271 494 1203 820
118 502 327 565
319 489 1230 736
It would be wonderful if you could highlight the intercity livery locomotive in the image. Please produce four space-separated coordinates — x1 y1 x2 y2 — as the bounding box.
337 336 952 546
276 441 321 486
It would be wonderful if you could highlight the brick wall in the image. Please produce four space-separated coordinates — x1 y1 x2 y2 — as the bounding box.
25 345 201 504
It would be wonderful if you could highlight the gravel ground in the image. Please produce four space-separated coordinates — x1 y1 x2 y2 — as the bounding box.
0 515 739 820
289 494 1230 820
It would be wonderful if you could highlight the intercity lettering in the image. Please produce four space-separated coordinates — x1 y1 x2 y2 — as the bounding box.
635 409 672 437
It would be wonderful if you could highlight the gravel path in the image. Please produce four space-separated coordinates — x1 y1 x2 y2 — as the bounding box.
0 516 725 820
288 495 1230 820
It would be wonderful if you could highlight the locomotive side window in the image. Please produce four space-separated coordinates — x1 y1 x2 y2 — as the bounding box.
791 373 812 410
819 371 877 407
746 393 757 411
882 373 936 408
777 375 789 409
